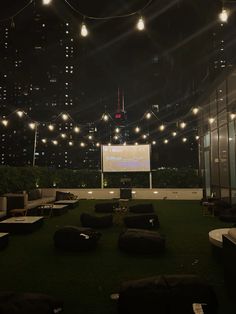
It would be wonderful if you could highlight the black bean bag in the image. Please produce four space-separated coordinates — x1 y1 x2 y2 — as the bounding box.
129 204 154 213
123 214 159 229
95 202 118 213
118 229 165 254
80 213 113 228
0 291 63 314
53 226 101 251
118 275 218 314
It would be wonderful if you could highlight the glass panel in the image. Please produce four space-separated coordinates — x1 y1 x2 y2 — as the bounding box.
210 91 217 129
204 132 210 148
218 109 227 127
204 150 211 197
219 125 229 187
229 121 236 189
217 81 227 112
228 72 236 109
211 130 219 186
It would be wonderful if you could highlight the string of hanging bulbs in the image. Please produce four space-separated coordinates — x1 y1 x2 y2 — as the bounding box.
0 0 151 36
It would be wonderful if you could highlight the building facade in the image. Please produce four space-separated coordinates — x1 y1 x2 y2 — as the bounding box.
198 67 236 204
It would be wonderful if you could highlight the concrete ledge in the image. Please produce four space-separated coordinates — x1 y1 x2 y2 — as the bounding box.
42 188 203 200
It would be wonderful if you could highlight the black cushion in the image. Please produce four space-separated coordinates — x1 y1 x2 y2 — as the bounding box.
118 275 218 314
123 214 159 229
80 213 113 228
118 229 165 254
129 204 154 213
53 226 101 251
0 291 63 314
95 202 118 213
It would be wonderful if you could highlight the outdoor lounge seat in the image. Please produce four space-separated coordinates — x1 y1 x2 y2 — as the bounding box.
117 274 218 314
123 214 159 229
94 202 118 213
80 213 113 228
118 229 165 254
53 226 101 251
129 203 154 213
0 291 63 314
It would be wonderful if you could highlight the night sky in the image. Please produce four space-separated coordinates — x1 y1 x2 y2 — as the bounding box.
0 0 226 122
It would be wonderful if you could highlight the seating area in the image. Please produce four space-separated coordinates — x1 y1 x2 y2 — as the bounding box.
0 199 235 314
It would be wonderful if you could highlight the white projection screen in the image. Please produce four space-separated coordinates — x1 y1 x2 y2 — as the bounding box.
102 145 151 172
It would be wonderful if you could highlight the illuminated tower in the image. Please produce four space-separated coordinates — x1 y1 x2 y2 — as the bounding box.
113 88 129 143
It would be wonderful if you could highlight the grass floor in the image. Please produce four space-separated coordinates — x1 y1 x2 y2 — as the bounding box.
0 200 235 314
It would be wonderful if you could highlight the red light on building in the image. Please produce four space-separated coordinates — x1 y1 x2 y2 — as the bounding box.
115 113 122 119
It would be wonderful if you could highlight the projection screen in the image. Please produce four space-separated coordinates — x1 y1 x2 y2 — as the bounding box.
102 145 151 172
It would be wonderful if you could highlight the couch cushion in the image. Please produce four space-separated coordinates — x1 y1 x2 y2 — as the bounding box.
28 189 41 201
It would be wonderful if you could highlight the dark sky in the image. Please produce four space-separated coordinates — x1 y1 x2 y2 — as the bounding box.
0 0 225 122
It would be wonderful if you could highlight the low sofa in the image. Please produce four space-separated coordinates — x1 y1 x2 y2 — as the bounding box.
5 189 56 214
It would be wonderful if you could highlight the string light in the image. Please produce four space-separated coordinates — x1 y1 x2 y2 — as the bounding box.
52 140 58 145
136 16 145 31
135 142 139 145
135 126 140 133
152 141 156 145
29 122 36 130
80 142 85 147
192 107 199 115
164 139 169 144
96 142 100 147
142 134 147 139
195 135 199 140
115 127 120 133
102 114 109 121
80 23 88 37
42 0 52 5
68 141 73 146
182 137 187 143
172 131 177 137
145 112 152 119
159 124 165 131
74 126 80 133
219 8 229 23
61 133 67 138
1 119 8 127
62 113 69 121
114 135 119 140
180 122 186 129
88 135 93 140
42 138 47 143
48 124 54 131
16 110 24 118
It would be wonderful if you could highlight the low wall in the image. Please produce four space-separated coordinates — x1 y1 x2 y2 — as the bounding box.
42 188 203 200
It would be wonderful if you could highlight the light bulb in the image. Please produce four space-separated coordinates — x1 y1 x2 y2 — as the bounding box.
52 140 58 145
69 141 73 146
180 122 186 129
152 141 156 145
195 135 200 140
62 113 69 121
115 127 120 133
42 138 47 143
29 122 36 130
88 135 93 140
142 134 147 139
103 114 109 121
172 132 177 137
16 110 24 118
219 8 229 23
135 126 140 133
192 107 199 115
96 142 100 147
42 0 52 5
81 23 88 37
80 142 85 147
145 112 151 119
48 124 54 131
135 142 138 145
137 17 145 31
2 119 8 127
159 124 165 131
61 133 66 138
182 137 187 143
164 139 168 144
74 126 80 133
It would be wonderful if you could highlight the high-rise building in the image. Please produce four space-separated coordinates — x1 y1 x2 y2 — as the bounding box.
0 3 81 168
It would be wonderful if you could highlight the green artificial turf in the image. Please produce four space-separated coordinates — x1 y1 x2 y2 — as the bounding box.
0 200 235 314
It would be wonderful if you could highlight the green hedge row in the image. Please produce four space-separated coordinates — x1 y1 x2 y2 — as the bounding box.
0 166 201 195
